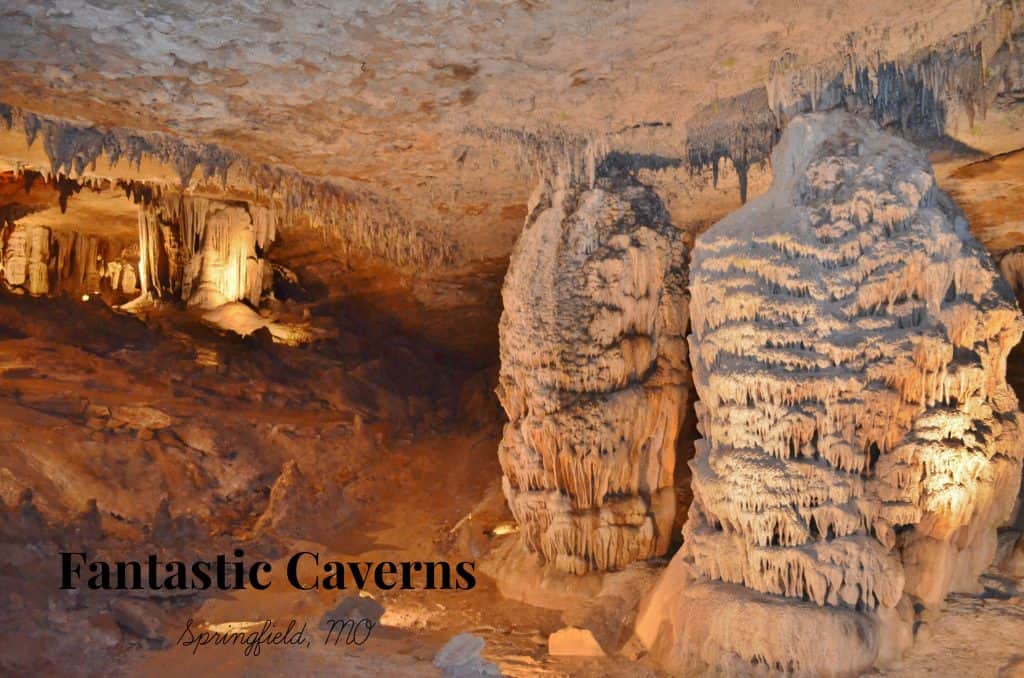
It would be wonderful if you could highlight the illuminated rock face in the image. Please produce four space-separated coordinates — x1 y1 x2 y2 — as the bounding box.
496 169 689 574
637 111 1024 675
0 222 138 296
2 223 50 294
138 197 275 308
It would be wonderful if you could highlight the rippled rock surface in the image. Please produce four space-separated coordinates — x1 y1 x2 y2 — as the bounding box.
638 111 1024 675
497 168 689 574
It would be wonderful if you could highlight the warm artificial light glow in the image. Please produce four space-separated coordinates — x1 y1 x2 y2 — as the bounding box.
489 522 518 536
80 294 89 302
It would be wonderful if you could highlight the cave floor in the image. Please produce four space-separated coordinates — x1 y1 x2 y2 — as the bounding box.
0 291 1021 677
0 291 653 676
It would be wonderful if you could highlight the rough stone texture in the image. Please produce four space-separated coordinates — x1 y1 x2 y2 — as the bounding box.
110 598 167 643
1 223 50 294
0 1 1013 266
496 167 689 574
109 406 172 431
637 111 1024 675
548 627 605 657
432 633 501 678
1004 532 1024 576
319 595 385 629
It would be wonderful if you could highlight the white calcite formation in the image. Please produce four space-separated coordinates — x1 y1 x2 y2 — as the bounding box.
137 196 275 309
0 222 138 296
637 111 1024 675
496 168 689 575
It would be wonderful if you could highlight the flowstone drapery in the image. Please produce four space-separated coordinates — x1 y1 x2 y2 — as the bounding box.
136 196 275 309
637 111 1024 675
496 166 689 575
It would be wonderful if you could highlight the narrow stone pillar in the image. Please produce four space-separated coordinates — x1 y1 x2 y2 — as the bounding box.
497 168 689 574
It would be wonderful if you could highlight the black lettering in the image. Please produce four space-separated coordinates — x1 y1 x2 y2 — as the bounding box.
455 561 476 590
249 561 272 590
287 551 319 590
60 552 87 590
164 561 187 589
191 561 211 589
346 562 372 589
374 561 396 590
424 561 450 590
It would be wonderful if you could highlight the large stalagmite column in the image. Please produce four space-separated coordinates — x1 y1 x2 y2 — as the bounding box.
636 111 1024 675
496 166 689 575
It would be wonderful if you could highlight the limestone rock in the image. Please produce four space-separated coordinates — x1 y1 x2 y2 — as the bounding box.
478 537 605 611
111 598 167 643
252 460 308 537
548 627 605 657
639 111 1024 674
2 223 50 294
187 205 265 309
560 562 661 653
319 594 385 629
174 423 221 456
84 612 122 649
433 633 501 678
110 406 172 430
137 196 273 309
0 220 139 298
1004 533 1024 578
496 166 689 574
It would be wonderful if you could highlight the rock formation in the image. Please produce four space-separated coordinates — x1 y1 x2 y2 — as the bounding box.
636 111 1024 674
0 222 137 297
1 223 49 295
136 196 274 309
496 165 689 575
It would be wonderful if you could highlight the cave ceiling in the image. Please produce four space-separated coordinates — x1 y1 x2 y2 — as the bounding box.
0 0 1017 264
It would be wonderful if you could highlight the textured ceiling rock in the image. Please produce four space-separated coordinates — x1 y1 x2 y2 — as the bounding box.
496 164 689 574
636 111 1024 674
0 0 1016 265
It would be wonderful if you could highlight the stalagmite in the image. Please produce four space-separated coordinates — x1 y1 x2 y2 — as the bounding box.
496 161 689 574
1 223 50 295
636 111 1024 675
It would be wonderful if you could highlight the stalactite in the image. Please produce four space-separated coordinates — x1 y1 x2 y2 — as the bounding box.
767 1 1024 138
462 124 609 195
1 103 455 269
0 222 138 297
130 195 272 310
683 88 778 204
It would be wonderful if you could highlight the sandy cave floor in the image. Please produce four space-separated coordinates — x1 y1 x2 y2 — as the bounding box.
0 289 1021 677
